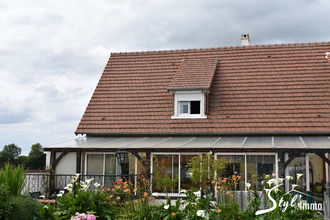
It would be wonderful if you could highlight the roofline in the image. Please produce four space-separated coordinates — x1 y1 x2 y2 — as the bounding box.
75 132 330 136
110 41 330 56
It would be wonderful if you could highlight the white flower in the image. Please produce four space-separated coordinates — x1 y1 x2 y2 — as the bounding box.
43 205 48 209
264 188 270 194
59 190 65 194
180 189 187 194
81 184 89 191
85 178 94 186
66 184 73 188
197 210 205 217
277 178 284 184
39 195 45 199
164 205 169 210
297 173 303 180
292 184 298 189
57 194 62 197
193 191 201 197
151 192 159 197
265 175 270 179
71 174 80 183
245 183 251 190
286 176 293 181
267 179 277 187
94 182 100 188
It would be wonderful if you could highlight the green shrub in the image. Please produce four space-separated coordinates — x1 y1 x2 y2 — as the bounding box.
0 163 26 196
0 184 13 220
8 195 42 220
54 175 112 219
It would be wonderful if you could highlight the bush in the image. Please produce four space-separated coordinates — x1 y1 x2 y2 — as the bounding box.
0 163 26 196
0 184 13 219
7 195 42 220
54 175 113 219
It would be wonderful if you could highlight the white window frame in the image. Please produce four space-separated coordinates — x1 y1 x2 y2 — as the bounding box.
215 152 278 191
171 90 207 119
84 152 118 184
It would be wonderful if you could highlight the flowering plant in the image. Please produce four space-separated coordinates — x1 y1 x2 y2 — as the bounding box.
71 212 96 220
102 178 133 204
52 174 112 219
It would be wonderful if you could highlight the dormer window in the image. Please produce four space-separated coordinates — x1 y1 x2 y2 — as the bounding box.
172 90 206 119
168 57 218 119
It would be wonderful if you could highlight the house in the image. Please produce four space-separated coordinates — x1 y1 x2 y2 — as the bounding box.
44 35 330 195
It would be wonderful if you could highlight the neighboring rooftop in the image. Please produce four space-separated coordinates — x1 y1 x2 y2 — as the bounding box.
76 41 330 135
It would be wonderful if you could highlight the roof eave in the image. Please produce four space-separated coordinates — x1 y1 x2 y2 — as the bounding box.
75 131 330 137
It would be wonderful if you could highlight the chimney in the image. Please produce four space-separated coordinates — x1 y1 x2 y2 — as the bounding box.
241 34 250 46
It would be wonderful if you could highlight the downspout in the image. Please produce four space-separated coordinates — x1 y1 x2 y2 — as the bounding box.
204 90 209 114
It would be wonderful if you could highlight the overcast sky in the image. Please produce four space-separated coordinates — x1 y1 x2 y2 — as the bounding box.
1 0 330 155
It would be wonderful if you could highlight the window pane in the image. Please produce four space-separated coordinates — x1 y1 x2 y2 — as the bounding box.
153 154 179 193
288 153 306 192
180 155 199 191
190 101 200 114
247 155 275 191
105 154 116 175
179 101 189 114
218 155 245 190
87 154 103 175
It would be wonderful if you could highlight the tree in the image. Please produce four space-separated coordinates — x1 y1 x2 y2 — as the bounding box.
26 143 46 170
0 144 22 166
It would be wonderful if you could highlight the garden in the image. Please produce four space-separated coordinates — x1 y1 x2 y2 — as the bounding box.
0 153 323 220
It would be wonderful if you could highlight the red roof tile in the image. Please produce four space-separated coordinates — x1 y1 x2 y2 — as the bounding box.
76 42 330 135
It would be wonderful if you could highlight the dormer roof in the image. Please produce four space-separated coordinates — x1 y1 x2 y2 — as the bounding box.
168 58 218 91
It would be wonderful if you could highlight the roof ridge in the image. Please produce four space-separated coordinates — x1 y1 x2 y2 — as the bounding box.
111 41 330 55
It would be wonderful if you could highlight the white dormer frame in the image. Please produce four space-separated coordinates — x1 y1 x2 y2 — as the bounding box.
171 90 207 119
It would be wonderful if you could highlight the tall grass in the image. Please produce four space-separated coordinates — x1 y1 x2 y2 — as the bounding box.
0 163 26 196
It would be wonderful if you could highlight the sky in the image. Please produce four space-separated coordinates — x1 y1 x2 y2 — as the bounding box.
1 0 330 155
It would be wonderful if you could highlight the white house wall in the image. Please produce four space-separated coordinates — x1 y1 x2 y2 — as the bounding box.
55 152 76 174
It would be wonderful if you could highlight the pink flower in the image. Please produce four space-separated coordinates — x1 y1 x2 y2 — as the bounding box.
87 214 96 220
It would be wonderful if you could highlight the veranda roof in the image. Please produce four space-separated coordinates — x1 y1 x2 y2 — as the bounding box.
43 136 330 151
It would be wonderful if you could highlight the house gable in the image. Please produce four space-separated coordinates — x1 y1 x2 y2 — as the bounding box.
75 42 330 135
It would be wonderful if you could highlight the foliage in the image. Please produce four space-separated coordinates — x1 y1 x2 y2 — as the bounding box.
0 163 26 196
153 158 178 194
53 175 112 220
243 174 322 220
0 184 13 219
0 144 21 166
122 177 156 220
26 143 46 170
188 153 227 192
7 195 42 220
38 204 57 220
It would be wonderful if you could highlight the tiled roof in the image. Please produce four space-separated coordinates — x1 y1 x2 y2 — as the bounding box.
168 58 218 91
76 42 330 135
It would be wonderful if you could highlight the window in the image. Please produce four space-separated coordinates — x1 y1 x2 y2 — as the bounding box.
179 101 200 114
216 153 277 191
151 153 200 194
172 91 206 119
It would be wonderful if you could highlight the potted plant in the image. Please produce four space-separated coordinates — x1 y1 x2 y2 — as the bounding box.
315 180 324 193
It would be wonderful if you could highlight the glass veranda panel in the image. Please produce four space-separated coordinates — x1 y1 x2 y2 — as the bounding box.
218 155 245 190
152 154 179 193
247 155 275 191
